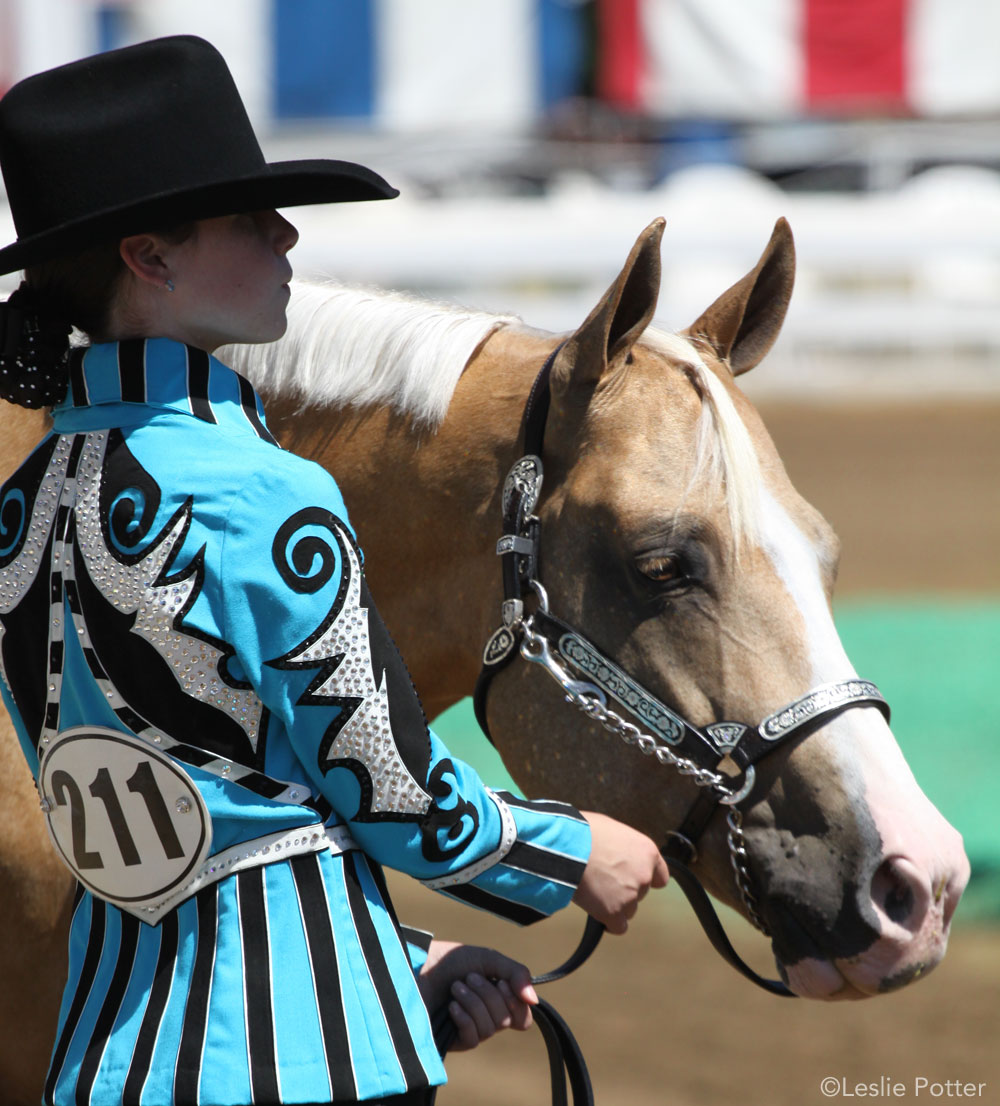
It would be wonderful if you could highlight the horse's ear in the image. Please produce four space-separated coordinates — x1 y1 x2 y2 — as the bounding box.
551 217 664 399
686 217 795 376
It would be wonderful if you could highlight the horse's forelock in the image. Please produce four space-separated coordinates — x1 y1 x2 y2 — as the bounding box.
641 329 762 547
219 280 517 429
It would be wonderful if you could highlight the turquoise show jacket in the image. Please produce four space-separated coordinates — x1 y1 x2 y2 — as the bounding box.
0 338 591 1106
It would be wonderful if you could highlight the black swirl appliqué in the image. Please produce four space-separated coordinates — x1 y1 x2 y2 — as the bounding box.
420 759 481 862
272 507 339 594
99 430 161 558
267 508 438 826
0 436 57 568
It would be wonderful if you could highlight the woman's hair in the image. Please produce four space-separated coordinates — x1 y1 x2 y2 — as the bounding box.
0 222 196 409
27 238 132 338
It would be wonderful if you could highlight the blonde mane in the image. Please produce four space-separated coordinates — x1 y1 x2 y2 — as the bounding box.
221 281 760 539
219 279 517 428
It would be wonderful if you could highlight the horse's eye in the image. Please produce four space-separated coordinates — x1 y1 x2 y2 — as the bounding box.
638 554 687 586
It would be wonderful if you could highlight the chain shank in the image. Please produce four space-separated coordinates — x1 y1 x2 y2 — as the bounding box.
520 621 768 930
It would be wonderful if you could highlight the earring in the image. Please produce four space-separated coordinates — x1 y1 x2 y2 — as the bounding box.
165 279 176 293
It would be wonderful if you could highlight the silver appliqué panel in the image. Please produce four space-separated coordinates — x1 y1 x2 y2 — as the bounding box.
74 433 266 753
288 516 433 818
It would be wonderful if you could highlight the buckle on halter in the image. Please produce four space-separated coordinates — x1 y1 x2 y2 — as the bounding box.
662 830 698 866
502 598 524 627
496 534 536 556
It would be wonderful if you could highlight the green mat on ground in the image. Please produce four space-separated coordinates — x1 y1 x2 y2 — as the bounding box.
431 598 1000 922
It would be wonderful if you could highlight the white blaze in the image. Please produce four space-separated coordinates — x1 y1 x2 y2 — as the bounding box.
757 486 968 998
758 488 854 687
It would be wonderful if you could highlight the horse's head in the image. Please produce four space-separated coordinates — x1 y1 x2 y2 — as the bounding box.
487 218 969 999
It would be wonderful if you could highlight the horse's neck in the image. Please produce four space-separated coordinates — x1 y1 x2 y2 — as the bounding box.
0 405 51 482
266 327 558 717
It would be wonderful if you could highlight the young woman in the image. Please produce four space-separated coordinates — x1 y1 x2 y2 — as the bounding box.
0 36 667 1106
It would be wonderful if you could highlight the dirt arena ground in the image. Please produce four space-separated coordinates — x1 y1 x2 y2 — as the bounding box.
400 397 1000 1106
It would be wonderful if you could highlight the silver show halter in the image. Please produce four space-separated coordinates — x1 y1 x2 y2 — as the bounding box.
473 346 890 994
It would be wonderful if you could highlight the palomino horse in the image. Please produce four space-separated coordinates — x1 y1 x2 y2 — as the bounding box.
0 219 969 1102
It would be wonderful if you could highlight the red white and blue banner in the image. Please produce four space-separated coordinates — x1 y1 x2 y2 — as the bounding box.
599 0 1000 119
1 0 998 125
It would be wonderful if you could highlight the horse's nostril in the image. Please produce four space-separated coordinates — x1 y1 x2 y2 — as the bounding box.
880 867 913 922
871 857 924 927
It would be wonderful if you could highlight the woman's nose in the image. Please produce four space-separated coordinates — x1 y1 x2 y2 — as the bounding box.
269 210 299 255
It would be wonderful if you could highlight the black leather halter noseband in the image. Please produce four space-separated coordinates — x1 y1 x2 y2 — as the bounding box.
473 343 891 996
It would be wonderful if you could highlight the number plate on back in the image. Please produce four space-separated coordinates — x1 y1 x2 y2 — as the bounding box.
39 728 212 915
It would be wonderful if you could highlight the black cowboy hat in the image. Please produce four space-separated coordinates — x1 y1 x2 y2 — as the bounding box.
0 34 397 274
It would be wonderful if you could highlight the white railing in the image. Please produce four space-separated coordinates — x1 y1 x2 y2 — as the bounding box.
4 163 999 394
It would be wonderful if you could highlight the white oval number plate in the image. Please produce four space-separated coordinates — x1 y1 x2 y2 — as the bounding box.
39 727 211 913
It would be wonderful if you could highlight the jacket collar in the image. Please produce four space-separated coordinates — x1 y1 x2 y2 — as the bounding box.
50 337 277 444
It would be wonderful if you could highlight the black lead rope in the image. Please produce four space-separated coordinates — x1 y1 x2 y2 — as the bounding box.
431 916 604 1106
531 848 795 1001
661 853 794 997
433 998 594 1106
431 851 792 1106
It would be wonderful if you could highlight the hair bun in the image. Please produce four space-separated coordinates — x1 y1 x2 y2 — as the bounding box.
0 282 72 408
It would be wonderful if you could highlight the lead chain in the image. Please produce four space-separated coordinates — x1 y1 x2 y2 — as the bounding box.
562 684 769 934
726 807 769 935
572 692 731 793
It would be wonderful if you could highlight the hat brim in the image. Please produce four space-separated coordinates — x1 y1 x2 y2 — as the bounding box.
0 158 397 274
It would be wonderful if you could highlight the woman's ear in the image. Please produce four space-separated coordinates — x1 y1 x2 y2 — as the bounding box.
119 234 171 290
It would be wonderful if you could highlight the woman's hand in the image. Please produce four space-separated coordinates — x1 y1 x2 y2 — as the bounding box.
572 811 669 934
418 940 538 1051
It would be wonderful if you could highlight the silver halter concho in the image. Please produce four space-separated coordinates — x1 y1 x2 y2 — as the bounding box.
473 354 891 942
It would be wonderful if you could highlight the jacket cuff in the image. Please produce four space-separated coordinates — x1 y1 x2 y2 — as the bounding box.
424 791 591 925
399 924 434 977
